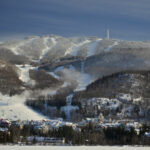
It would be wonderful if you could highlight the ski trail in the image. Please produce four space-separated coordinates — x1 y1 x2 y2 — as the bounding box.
81 61 85 73
0 92 47 121
105 41 119 52
39 37 57 60
6 37 37 55
16 64 36 84
87 39 102 57
61 94 78 121
65 40 91 56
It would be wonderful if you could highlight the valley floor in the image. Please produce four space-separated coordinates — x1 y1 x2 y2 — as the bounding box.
0 146 150 150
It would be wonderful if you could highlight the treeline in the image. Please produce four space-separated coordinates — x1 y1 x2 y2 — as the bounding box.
73 71 150 100
0 60 23 96
26 95 81 120
26 84 81 120
26 94 66 119
71 123 150 145
1 123 150 145
0 48 29 65
29 69 63 89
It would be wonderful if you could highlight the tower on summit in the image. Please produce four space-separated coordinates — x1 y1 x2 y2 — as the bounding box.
106 29 110 40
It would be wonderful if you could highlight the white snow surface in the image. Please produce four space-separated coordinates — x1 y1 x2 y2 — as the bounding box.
65 40 91 56
0 92 47 121
5 37 38 55
61 105 79 120
16 64 35 83
0 146 149 150
65 38 102 57
87 39 102 57
61 94 79 120
16 64 37 87
145 132 150 137
75 73 92 91
59 62 93 119
55 66 64 72
39 37 57 60
75 61 93 91
133 97 142 102
105 41 119 52
61 82 71 88
69 64 75 71
49 72 60 79
118 93 132 102
56 62 93 92
0 103 46 121
0 63 60 121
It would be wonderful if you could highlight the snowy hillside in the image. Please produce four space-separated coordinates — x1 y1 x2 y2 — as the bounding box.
0 35 118 62
1 35 150 121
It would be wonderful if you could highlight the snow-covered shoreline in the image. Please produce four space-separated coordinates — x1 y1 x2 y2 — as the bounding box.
0 146 150 150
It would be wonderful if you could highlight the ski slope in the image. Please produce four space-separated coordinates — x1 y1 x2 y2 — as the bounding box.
65 38 102 57
105 41 119 52
65 40 91 56
0 92 47 121
0 103 46 121
61 94 79 120
87 39 102 57
16 64 35 83
76 61 93 91
0 35 123 122
39 37 57 60
4 37 38 55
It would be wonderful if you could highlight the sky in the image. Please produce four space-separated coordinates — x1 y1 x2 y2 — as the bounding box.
0 0 150 41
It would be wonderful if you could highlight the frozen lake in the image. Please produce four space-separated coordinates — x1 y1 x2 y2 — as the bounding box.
0 146 149 150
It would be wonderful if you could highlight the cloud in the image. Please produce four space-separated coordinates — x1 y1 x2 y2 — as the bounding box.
0 0 150 40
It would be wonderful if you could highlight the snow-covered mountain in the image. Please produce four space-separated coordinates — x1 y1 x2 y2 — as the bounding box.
1 35 150 121
0 35 116 63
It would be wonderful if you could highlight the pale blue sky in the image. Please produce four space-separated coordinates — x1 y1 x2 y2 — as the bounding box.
0 0 150 41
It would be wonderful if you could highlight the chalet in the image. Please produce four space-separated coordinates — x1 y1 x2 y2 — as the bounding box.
0 119 11 128
27 136 65 144
145 132 150 138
